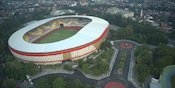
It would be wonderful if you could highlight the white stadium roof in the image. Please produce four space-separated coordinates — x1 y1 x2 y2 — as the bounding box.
8 15 109 53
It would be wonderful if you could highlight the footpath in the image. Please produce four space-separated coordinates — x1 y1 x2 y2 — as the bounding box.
31 69 74 80
30 47 119 81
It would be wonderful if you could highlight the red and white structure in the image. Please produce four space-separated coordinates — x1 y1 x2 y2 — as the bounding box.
8 15 109 65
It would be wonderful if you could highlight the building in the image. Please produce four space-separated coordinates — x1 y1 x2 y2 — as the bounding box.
150 78 161 88
50 9 75 16
122 11 134 18
106 7 134 18
150 65 175 88
8 15 109 65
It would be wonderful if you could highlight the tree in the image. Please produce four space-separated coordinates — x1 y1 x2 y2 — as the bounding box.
169 30 175 40
137 50 152 65
1 78 16 88
135 46 144 56
153 55 173 75
82 64 89 73
135 64 150 83
116 28 127 39
36 78 51 88
5 60 25 80
65 78 94 88
5 59 38 80
74 79 83 88
147 32 168 45
129 33 147 43
135 45 153 65
0 40 6 55
24 63 38 75
100 41 112 50
150 44 175 77
134 45 153 83
91 67 101 76
125 25 133 36
78 59 84 68
52 77 66 88
99 63 108 73
113 25 134 39
64 65 73 71
156 56 173 67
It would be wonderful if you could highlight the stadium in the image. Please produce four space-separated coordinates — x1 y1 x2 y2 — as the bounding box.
8 15 109 65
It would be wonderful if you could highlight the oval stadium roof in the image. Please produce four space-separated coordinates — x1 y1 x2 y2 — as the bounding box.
8 15 109 53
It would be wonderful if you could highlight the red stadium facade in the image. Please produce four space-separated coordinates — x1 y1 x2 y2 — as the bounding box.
8 15 109 65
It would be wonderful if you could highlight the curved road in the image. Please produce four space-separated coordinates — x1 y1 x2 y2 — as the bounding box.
33 40 138 88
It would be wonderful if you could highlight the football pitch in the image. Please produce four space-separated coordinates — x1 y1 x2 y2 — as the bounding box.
37 29 78 43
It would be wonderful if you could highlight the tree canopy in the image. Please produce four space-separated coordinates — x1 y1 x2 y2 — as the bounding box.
135 44 175 81
52 77 66 88
1 78 16 88
35 76 94 88
5 56 38 80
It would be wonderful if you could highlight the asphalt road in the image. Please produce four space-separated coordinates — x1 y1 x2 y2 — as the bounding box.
33 40 137 88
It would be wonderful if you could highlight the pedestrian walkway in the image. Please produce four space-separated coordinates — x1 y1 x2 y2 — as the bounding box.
27 40 139 88
30 69 74 80
115 40 140 88
128 48 140 88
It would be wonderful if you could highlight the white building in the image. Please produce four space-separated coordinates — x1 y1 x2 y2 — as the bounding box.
106 7 134 18
150 78 161 88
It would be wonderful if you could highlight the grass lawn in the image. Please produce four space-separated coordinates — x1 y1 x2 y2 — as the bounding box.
37 29 78 43
171 75 175 88
77 48 114 76
95 48 114 63
117 51 127 71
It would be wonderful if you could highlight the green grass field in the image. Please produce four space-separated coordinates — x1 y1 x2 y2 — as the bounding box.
171 75 175 88
37 29 78 43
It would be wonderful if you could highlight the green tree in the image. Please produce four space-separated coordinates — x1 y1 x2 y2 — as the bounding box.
82 64 89 73
0 40 6 55
136 50 152 65
135 45 153 65
63 65 73 71
5 59 38 80
5 60 25 80
99 63 109 73
52 77 66 88
74 79 83 88
91 67 101 76
153 56 173 75
1 78 16 88
36 78 51 88
169 30 175 40
156 56 173 67
78 59 84 69
135 64 150 82
134 45 153 83
130 33 147 43
100 41 112 50
147 32 168 45
24 63 38 75
151 44 175 77
125 25 133 36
